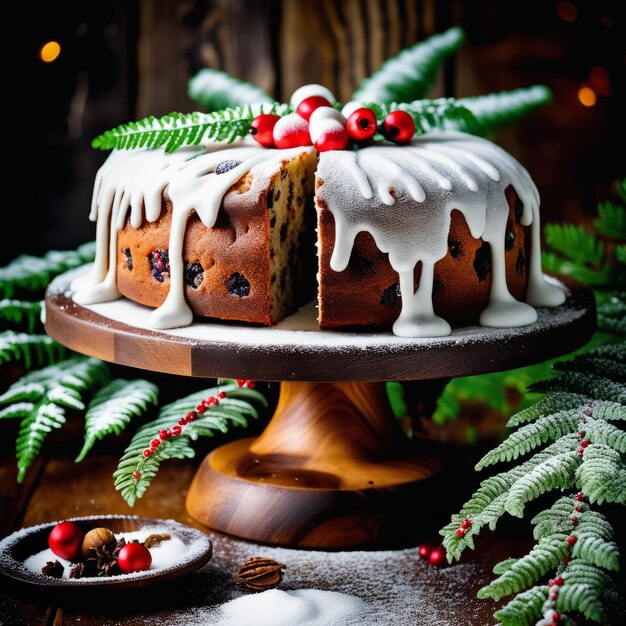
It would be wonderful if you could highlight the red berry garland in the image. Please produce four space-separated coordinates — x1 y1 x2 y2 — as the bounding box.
454 518 472 538
133 380 256 480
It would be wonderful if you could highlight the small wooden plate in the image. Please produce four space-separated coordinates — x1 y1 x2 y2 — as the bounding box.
0 515 212 592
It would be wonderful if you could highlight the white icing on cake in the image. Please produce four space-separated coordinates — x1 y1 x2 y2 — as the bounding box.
73 143 314 329
73 130 565 338
316 130 565 337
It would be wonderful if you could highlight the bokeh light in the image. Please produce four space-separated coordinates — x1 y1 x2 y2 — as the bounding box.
589 67 611 96
39 41 61 63
556 1 578 22
577 86 597 107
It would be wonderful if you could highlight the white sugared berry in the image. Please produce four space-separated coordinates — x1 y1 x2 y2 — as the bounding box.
290 84 336 109
309 106 346 129
313 121 349 152
273 113 312 149
341 101 365 119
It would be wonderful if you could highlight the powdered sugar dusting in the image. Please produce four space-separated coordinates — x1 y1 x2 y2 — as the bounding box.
0 516 211 586
214 588 365 626
132 533 494 626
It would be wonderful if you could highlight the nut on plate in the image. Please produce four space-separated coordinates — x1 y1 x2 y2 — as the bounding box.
82 527 116 557
236 556 286 591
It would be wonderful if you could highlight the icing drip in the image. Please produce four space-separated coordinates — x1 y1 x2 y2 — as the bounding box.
316 130 565 337
74 143 314 329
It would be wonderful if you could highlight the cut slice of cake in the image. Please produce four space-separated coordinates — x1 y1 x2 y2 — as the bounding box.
74 145 317 328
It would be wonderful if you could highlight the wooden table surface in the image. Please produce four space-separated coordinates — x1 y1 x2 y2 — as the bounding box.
1 435 623 625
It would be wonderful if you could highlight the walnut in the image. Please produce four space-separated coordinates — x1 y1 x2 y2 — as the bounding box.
82 527 116 558
236 557 286 591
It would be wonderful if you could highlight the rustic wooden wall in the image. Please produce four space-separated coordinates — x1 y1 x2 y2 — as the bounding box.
136 0 453 116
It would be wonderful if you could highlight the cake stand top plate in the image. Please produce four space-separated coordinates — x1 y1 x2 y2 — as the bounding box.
44 268 595 382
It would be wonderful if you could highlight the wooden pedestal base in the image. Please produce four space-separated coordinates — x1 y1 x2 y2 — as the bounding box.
186 381 448 548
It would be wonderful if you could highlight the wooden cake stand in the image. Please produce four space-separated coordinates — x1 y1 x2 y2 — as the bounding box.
45 270 595 549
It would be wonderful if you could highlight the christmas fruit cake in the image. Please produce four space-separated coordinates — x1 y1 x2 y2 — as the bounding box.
74 84 565 337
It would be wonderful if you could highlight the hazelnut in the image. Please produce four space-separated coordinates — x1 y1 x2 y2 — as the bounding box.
82 527 116 557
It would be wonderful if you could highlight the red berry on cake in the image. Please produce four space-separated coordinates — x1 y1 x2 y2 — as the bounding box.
314 123 349 152
309 107 347 145
418 544 431 559
117 542 152 573
272 113 312 149
250 114 281 148
48 521 85 560
382 110 416 144
296 95 332 121
346 108 377 142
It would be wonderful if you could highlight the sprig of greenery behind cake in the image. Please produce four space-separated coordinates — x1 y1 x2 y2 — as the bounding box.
93 27 552 154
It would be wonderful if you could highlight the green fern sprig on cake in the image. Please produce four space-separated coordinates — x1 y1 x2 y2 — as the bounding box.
440 343 626 626
91 103 291 152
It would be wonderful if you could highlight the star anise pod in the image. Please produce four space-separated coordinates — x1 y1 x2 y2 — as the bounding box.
69 562 85 579
86 537 125 576
41 560 64 578
236 557 286 591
